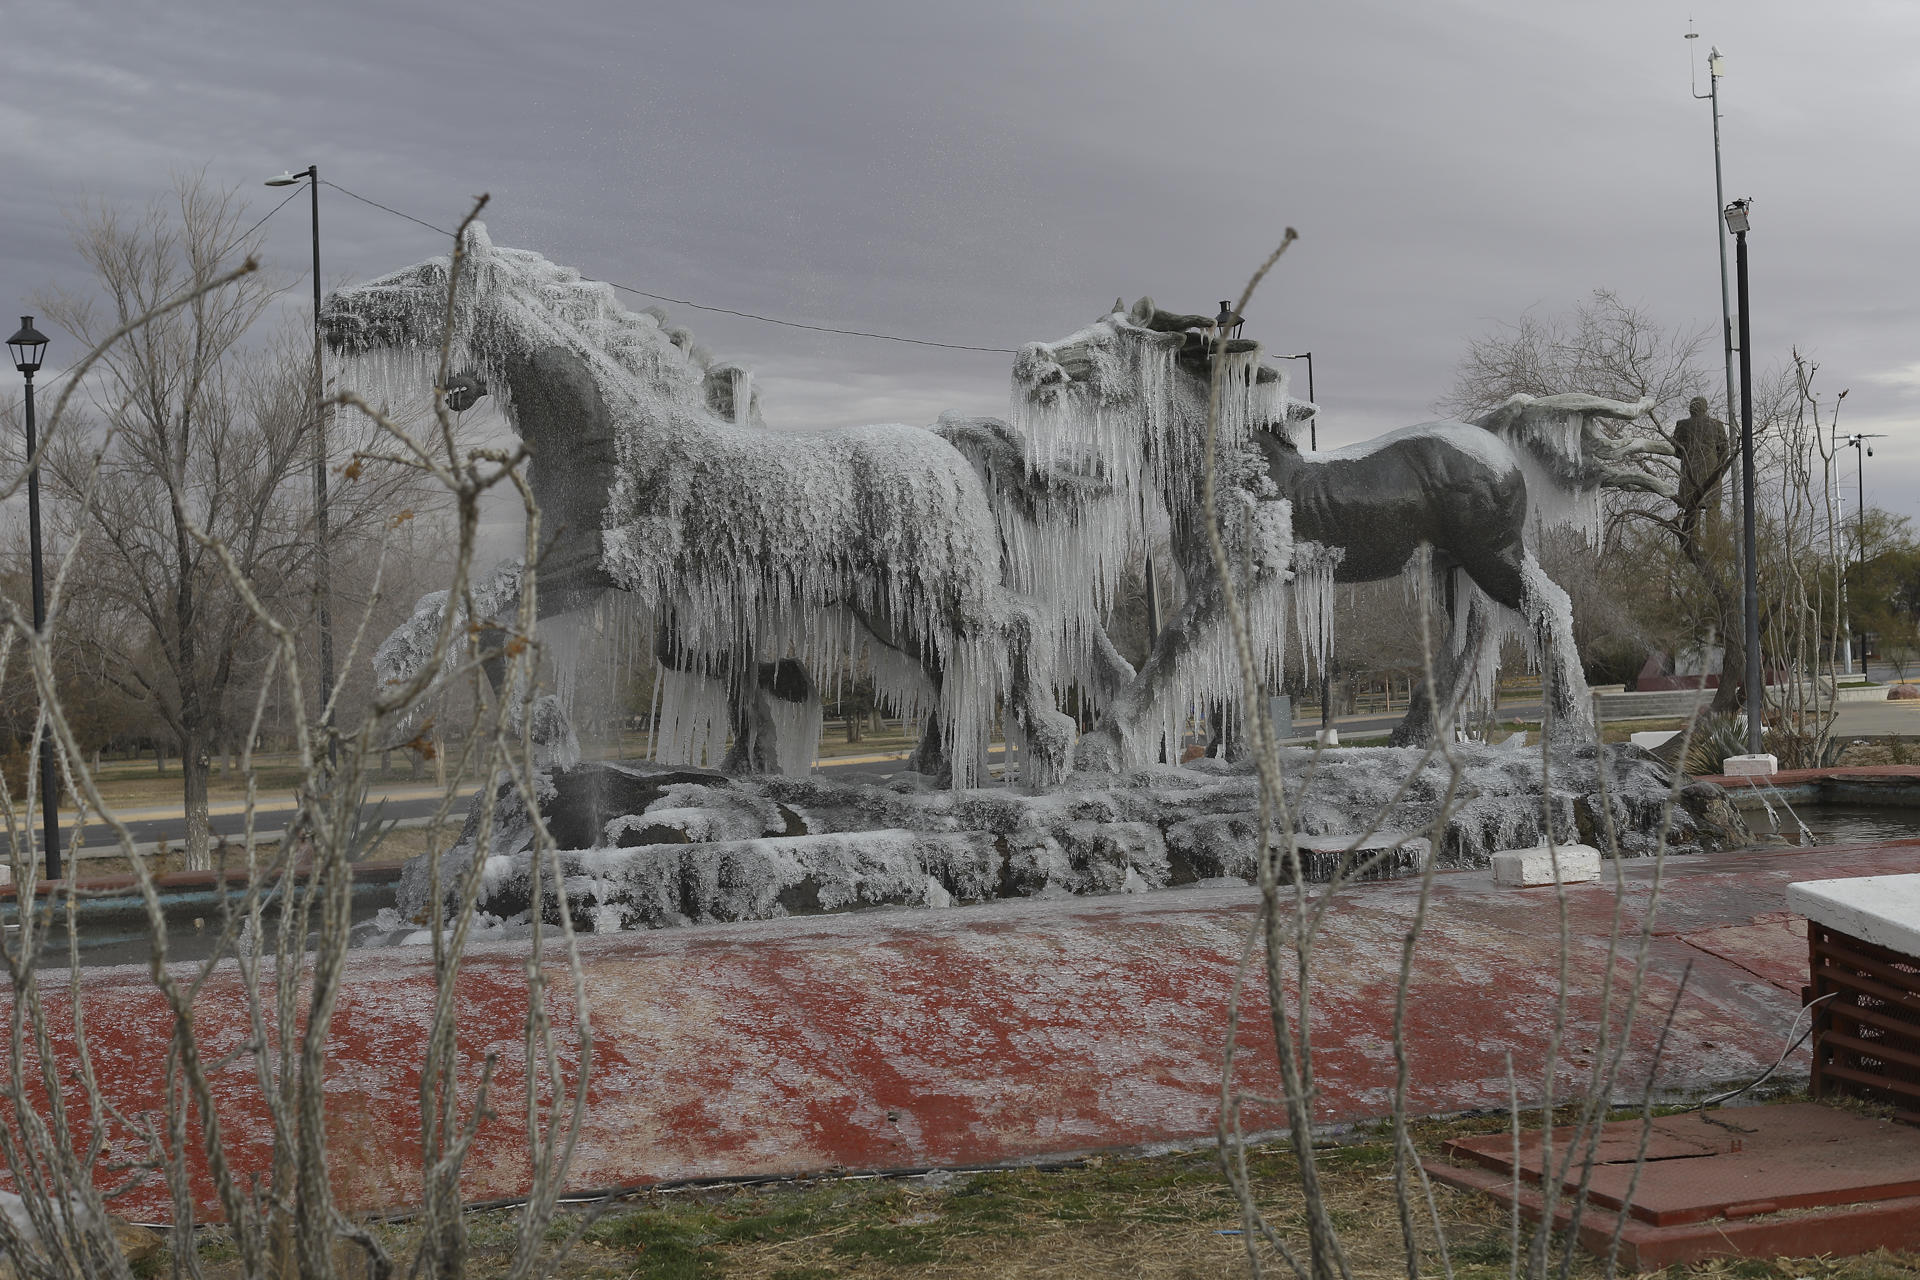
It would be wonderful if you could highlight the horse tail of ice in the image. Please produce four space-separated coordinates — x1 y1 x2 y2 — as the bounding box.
1473 392 1656 549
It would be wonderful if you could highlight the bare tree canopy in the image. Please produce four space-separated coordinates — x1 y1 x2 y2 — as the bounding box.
33 175 430 867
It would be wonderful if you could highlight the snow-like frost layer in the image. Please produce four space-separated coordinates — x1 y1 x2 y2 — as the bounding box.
333 224 1074 788
389 747 1749 936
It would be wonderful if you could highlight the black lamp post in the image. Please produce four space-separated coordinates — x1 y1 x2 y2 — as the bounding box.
1724 197 1762 757
8 317 61 881
266 166 335 758
1841 432 1884 668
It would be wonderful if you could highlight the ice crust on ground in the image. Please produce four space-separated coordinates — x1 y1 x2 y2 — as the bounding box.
389 747 1749 937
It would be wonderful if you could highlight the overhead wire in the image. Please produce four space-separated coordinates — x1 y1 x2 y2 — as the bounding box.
320 178 1016 354
24 178 1020 395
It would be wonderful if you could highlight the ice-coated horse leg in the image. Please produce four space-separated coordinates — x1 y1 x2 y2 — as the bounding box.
845 605 949 784
1002 618 1076 788
720 658 819 775
1520 553 1593 737
1075 580 1229 771
1390 569 1496 746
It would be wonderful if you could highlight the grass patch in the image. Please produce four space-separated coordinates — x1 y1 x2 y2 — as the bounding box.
150 1100 1919 1279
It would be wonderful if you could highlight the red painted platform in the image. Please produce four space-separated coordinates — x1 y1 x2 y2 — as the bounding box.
1428 1104 1920 1268
8 842 1920 1224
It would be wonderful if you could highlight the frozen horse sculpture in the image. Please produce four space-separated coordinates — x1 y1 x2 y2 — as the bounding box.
324 223 1077 787
1006 298 1652 765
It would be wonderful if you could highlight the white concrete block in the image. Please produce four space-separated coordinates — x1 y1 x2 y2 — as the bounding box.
1722 753 1778 777
1630 730 1680 751
1315 728 1340 747
1786 873 1920 958
1491 844 1602 888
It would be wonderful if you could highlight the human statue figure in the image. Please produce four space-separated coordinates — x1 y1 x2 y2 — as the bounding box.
1674 396 1729 534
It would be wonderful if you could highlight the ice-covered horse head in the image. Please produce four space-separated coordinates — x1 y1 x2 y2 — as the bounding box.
323 223 764 423
327 225 1076 788
1009 300 1300 768
1011 298 1288 520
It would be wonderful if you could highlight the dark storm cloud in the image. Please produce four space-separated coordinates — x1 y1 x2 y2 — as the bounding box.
4 0 1917 525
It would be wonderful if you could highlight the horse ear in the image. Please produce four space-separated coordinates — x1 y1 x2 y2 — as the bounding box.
1112 298 1126 317
1129 297 1155 326
460 221 494 257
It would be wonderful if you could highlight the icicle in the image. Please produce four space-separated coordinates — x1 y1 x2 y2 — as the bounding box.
730 366 754 425
652 668 730 767
768 689 821 776
1289 542 1342 682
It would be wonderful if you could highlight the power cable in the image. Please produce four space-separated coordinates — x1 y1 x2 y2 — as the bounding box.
319 180 454 239
594 283 1016 353
320 179 1016 354
227 187 305 258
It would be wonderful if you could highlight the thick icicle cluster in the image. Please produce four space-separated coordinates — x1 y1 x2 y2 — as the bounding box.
337 227 1639 789
1005 303 1301 766
333 224 1068 787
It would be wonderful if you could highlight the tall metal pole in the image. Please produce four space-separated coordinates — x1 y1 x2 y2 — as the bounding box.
1300 354 1333 735
1734 224 1761 754
1707 62 1740 535
1856 440 1867 668
1275 350 1328 737
21 365 60 881
308 169 335 760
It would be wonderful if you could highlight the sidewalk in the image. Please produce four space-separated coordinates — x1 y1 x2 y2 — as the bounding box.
9 839 1912 1222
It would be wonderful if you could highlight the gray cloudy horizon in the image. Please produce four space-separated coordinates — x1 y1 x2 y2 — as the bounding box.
4 0 1917 544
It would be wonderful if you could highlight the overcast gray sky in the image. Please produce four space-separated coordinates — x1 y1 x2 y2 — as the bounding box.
4 0 1917 543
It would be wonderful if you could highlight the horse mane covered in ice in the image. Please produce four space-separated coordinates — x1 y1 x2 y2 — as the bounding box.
323 223 1076 787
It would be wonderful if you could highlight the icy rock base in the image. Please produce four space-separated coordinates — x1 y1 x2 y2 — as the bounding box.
394 745 1748 933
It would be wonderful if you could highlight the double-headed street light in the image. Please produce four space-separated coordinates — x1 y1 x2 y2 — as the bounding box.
1723 197 1762 756
265 166 335 758
1840 431 1885 670
7 317 61 881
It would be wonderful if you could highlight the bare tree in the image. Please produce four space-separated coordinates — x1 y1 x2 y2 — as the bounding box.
35 175 428 867
1439 290 1766 709
2 196 591 1280
1210 264 1711 1280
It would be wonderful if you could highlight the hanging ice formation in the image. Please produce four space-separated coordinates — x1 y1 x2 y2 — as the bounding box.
333 226 1663 780
328 223 1075 789
1473 392 1662 548
1004 299 1303 767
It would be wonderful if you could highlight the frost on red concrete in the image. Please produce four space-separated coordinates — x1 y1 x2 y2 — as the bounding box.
8 842 1908 1223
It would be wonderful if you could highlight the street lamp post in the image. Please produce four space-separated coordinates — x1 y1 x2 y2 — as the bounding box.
1724 198 1762 755
1841 432 1884 669
266 166 335 758
8 317 61 881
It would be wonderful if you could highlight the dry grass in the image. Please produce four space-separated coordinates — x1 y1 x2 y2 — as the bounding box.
1831 737 1920 767
149 1106 1919 1280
